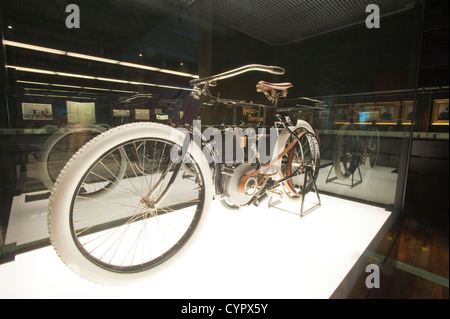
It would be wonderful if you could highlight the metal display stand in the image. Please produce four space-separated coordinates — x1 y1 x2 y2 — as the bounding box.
267 169 321 218
325 164 363 188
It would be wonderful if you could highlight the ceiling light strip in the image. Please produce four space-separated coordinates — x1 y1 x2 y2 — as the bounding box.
17 80 138 94
8 65 194 91
2 40 66 55
65 52 121 64
118 61 161 72
3 40 199 79
25 93 94 100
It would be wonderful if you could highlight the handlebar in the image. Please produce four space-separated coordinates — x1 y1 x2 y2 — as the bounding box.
190 64 285 86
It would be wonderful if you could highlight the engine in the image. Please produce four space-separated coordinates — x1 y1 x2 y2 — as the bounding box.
220 163 258 207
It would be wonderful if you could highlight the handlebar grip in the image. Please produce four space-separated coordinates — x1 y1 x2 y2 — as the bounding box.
270 66 285 75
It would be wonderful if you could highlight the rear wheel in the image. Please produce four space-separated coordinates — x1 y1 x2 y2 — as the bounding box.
364 126 379 170
282 128 320 197
333 124 360 181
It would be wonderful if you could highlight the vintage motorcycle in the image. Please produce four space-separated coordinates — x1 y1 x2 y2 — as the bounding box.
47 64 320 284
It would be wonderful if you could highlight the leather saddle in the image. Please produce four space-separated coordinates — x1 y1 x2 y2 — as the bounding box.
256 81 293 93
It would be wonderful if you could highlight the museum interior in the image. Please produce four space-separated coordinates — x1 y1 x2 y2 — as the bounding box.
0 0 448 298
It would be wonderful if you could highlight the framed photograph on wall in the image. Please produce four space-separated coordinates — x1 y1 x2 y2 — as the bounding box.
353 103 378 124
431 99 449 125
333 104 352 124
377 101 400 124
135 109 150 120
22 103 53 120
67 101 96 124
401 101 415 125
113 109 130 117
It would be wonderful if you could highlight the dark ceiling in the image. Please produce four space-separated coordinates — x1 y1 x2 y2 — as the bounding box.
1 0 419 99
1 0 198 64
178 0 415 45
2 0 416 60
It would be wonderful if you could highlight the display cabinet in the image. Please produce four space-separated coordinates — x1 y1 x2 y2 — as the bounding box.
0 0 447 298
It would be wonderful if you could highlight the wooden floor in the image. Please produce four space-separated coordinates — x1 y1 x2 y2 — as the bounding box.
359 216 449 299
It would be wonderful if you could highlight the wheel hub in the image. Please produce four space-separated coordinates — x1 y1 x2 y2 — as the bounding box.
140 197 156 210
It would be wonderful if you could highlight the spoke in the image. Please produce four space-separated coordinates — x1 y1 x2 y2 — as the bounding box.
120 146 148 196
75 194 140 208
75 202 143 237
132 141 151 193
80 180 141 198
87 165 141 199
70 137 205 269
79 203 144 247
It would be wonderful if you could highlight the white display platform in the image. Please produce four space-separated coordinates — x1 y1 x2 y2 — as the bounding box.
0 193 390 299
316 162 398 205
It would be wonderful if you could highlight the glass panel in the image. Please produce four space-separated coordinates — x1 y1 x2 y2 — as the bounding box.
0 0 201 252
298 6 424 208
0 0 443 257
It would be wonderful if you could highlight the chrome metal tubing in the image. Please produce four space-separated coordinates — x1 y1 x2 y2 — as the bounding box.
190 64 285 86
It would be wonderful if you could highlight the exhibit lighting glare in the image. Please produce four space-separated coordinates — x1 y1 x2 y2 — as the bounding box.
84 86 137 93
3 40 199 79
65 52 120 64
47 95 93 99
56 72 96 80
8 65 194 91
96 77 130 84
50 84 82 89
3 40 66 55
118 62 161 72
82 86 110 91
25 93 93 100
7 65 55 75
160 69 198 78
17 80 50 86
17 80 139 94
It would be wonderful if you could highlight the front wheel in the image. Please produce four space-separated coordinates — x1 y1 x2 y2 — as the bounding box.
48 122 212 285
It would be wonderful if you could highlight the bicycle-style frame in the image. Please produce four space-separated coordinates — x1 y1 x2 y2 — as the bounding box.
187 64 320 207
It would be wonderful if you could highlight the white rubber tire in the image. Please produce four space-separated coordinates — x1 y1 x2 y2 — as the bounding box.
47 122 213 285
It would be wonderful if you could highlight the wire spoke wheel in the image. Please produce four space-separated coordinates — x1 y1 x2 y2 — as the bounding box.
282 128 320 197
71 138 205 272
48 123 211 284
365 126 380 170
333 124 360 180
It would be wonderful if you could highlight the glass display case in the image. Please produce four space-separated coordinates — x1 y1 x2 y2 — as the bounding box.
0 0 447 298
